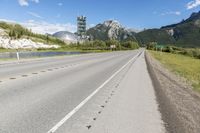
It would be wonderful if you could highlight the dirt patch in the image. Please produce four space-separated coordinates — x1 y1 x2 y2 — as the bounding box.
145 51 200 133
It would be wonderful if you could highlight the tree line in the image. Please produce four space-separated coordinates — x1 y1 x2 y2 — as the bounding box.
0 22 139 51
147 42 200 59
0 22 66 46
69 40 139 51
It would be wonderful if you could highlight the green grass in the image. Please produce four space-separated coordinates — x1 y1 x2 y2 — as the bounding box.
149 50 200 92
0 48 16 53
0 47 112 53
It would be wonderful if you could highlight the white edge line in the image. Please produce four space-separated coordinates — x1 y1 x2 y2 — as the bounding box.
47 51 142 133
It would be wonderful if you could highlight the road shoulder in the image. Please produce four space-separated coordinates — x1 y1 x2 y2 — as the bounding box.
145 51 200 133
87 52 165 133
57 52 165 133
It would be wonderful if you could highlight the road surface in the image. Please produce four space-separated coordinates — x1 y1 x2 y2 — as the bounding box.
0 50 165 133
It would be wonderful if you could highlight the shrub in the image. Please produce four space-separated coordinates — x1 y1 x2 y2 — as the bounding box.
146 42 157 50
163 46 174 53
105 40 121 50
121 41 139 49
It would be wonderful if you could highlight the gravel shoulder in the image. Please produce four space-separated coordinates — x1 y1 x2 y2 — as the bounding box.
145 51 200 133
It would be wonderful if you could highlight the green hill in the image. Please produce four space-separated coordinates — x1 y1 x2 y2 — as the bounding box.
135 29 175 45
136 11 200 48
0 21 66 46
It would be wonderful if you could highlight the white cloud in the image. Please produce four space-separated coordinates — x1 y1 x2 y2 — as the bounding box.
18 0 29 6
0 19 77 34
18 0 40 6
0 19 18 24
161 11 181 16
22 20 77 34
31 0 39 3
27 12 43 19
174 11 181 15
187 0 200 9
58 3 63 6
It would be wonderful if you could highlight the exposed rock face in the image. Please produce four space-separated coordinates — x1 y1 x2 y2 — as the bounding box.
166 29 174 36
104 20 122 39
0 28 6 36
194 19 200 27
0 28 3 33
0 36 60 49
0 28 60 49
87 20 137 41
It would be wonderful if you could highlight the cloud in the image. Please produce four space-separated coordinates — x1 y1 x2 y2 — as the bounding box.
0 19 18 25
27 11 43 19
187 0 200 9
58 3 63 6
18 0 29 6
161 11 181 16
22 20 77 34
18 0 39 6
31 0 39 3
0 19 77 34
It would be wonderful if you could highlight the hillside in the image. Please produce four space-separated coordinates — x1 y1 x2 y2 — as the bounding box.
87 12 200 48
0 22 65 49
136 11 200 47
136 29 175 45
87 20 137 41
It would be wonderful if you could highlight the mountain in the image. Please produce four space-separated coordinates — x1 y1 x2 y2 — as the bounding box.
52 31 78 43
87 20 137 41
136 11 200 47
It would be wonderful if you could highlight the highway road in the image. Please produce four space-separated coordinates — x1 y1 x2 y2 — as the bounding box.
0 49 165 133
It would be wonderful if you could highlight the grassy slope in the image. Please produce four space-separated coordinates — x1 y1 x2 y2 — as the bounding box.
149 50 200 91
0 21 66 46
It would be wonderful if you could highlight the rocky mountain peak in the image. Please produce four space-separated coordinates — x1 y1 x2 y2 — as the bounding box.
161 11 200 29
87 20 137 41
190 11 200 18
103 20 122 29
186 11 200 22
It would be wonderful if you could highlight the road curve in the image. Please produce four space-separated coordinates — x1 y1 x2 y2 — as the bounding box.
0 50 165 133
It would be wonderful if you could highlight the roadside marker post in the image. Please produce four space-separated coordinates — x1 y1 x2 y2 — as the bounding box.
16 49 20 61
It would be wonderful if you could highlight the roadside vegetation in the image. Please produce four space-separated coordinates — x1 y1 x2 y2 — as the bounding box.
0 22 139 53
0 39 139 53
147 42 200 59
0 22 66 46
149 50 200 92
36 40 139 53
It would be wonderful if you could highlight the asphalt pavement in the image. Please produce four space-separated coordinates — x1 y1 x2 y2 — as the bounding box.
0 50 165 133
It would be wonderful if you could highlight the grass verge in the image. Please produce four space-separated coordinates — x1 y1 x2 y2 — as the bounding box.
149 50 200 92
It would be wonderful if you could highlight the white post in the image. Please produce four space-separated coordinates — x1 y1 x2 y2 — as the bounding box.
16 52 19 61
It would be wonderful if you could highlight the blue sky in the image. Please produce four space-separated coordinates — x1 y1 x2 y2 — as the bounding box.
0 0 200 34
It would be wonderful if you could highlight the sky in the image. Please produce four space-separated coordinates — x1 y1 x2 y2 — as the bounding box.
0 0 200 34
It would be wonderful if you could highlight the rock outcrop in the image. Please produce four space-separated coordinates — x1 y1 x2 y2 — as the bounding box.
0 36 60 49
87 20 137 41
